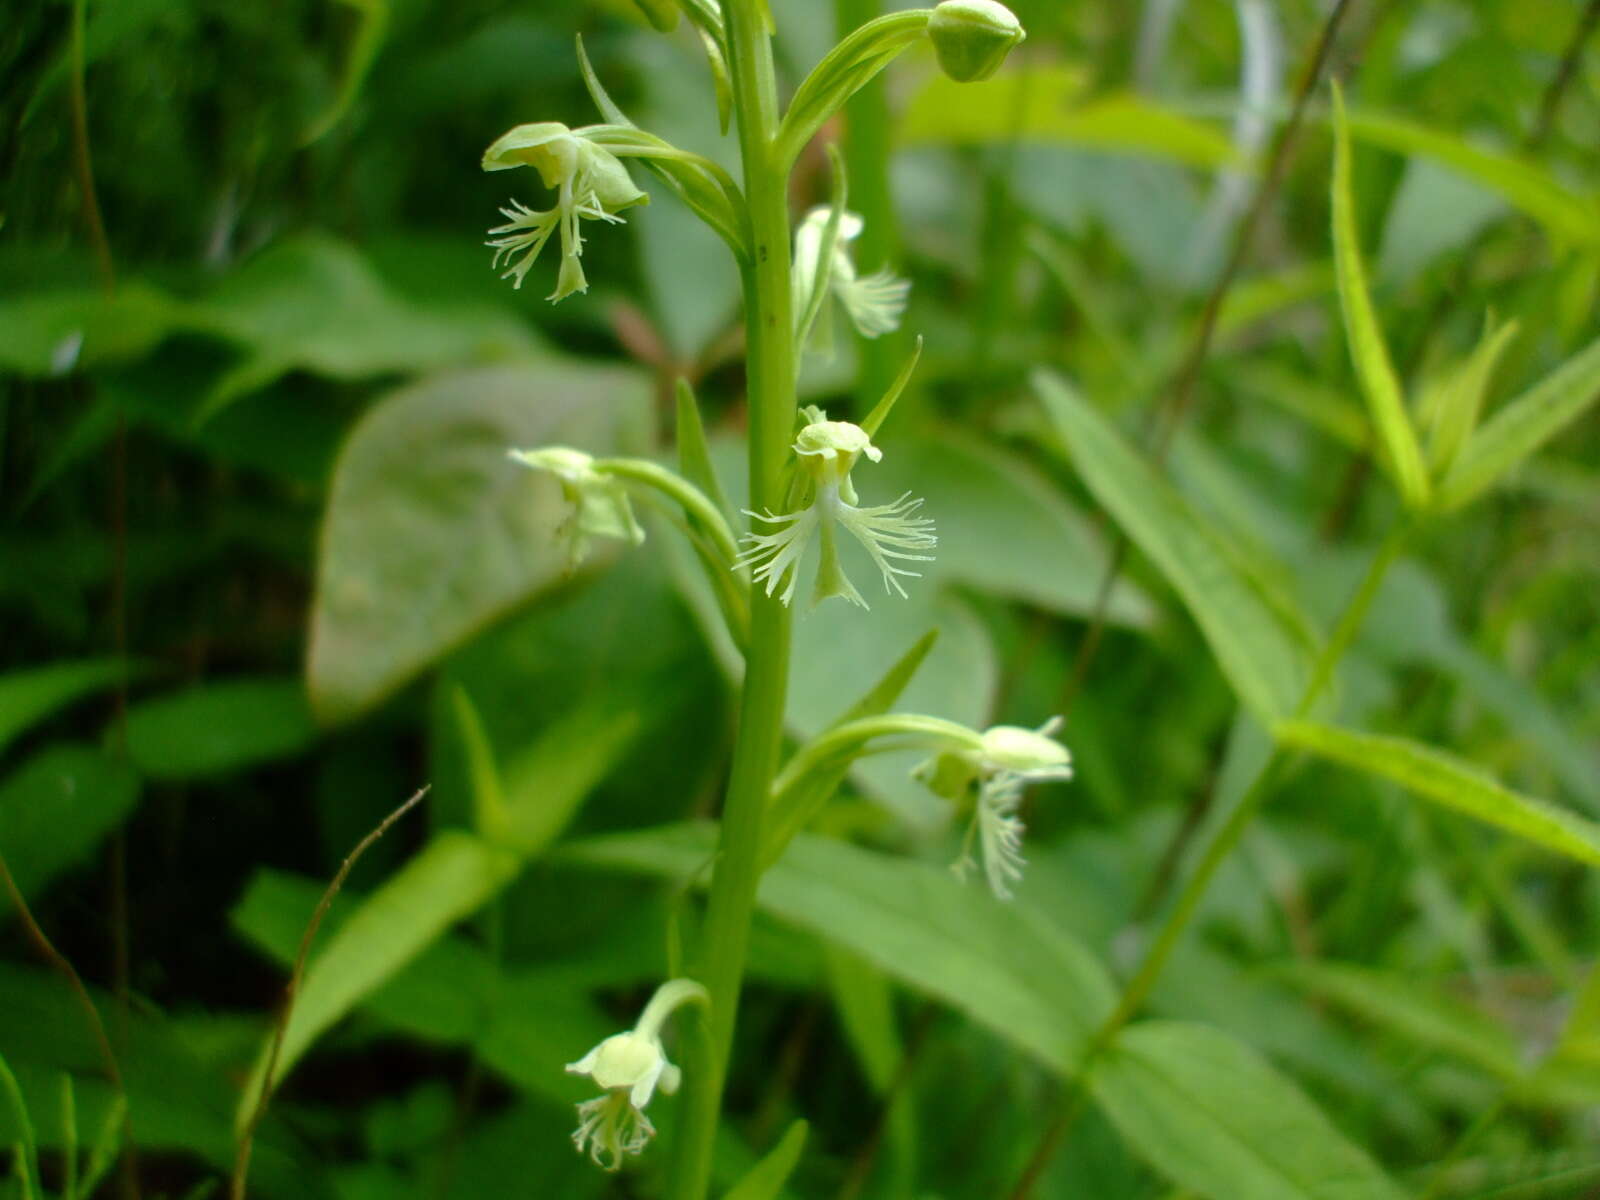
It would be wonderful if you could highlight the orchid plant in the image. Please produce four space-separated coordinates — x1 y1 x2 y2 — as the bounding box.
478 1 1059 1193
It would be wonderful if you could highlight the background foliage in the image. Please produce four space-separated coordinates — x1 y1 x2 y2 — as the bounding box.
2 0 1599 1196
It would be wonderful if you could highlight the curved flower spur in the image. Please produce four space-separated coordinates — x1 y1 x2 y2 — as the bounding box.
736 409 936 609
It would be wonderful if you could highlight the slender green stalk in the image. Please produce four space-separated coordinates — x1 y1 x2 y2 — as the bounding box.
1010 522 1412 1198
670 3 798 1196
771 714 983 797
597 458 742 566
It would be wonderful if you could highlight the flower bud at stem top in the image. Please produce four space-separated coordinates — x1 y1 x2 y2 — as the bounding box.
928 0 1026 82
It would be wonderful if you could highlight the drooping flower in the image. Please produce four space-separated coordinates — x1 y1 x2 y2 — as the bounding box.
482 122 648 301
566 978 706 1171
509 446 644 568
927 0 1026 82
792 207 911 352
736 409 935 608
914 717 1073 899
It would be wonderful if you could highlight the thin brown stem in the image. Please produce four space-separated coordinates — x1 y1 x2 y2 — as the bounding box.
1060 0 1356 715
230 785 429 1200
0 854 125 1097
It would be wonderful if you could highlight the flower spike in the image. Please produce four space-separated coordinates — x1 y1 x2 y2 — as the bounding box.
914 717 1073 899
566 978 707 1171
735 411 935 609
482 122 648 301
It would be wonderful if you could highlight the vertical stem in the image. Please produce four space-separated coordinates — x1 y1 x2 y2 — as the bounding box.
671 2 796 1197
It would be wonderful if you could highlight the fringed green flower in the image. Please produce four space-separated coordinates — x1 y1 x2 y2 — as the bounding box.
792 207 910 352
736 409 935 608
566 979 706 1171
510 446 644 568
483 122 648 301
914 718 1073 899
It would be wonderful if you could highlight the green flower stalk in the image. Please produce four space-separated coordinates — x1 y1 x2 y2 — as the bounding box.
482 122 648 300
736 409 936 608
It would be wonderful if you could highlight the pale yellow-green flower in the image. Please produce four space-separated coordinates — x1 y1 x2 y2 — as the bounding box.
482 122 648 301
736 409 935 608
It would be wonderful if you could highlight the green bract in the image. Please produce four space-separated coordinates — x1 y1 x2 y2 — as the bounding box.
927 0 1026 83
482 123 648 301
633 0 681 32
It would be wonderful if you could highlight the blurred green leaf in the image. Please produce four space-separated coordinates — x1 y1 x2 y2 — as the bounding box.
1091 1021 1406 1200
1272 961 1521 1080
902 71 1238 168
306 361 652 724
1276 720 1600 865
1346 110 1600 248
569 823 1119 1073
0 660 132 758
1432 333 1600 512
1037 371 1312 721
1331 86 1430 509
0 745 138 909
873 430 1153 624
1422 318 1520 475
191 234 541 419
0 284 185 376
124 678 317 779
723 1118 808 1200
301 0 390 146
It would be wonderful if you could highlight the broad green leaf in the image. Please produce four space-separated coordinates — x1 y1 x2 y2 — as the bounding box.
190 234 539 419
236 831 523 1125
0 284 184 376
1272 960 1521 1080
1276 720 1600 865
1092 1021 1406 1200
1037 371 1311 721
231 870 611 1104
902 71 1238 169
1346 110 1599 248
497 705 640 853
124 678 317 779
0 660 132 758
568 823 1119 1073
1330 85 1430 509
1433 334 1600 512
723 1118 808 1200
0 746 139 909
872 430 1153 624
306 362 652 724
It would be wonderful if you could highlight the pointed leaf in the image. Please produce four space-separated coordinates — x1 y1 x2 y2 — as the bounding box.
723 1119 808 1200
1425 318 1520 474
1037 371 1311 720
675 378 733 524
1092 1021 1407 1200
1330 85 1429 508
0 746 139 911
236 831 523 1127
0 660 133 758
1434 333 1600 512
1276 719 1600 865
